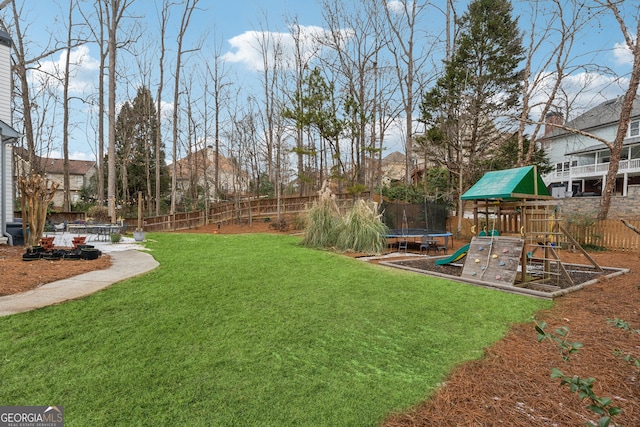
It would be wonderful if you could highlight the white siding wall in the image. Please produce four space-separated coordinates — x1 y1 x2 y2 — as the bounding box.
0 42 10 123
3 145 12 222
0 32 13 223
548 125 618 166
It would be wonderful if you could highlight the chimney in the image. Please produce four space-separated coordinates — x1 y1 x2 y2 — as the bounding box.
544 111 563 136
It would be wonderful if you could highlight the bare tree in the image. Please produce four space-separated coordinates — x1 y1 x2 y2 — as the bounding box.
381 0 433 185
60 0 87 211
170 0 200 217
515 0 592 166
1 0 68 173
154 0 171 216
320 0 386 189
595 0 640 219
204 31 232 204
252 12 286 192
78 2 109 205
104 0 136 223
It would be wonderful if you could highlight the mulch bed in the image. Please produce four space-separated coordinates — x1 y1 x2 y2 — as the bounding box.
380 250 640 426
389 257 618 294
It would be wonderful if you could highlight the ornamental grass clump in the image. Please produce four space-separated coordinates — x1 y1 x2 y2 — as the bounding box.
300 186 340 248
336 199 388 254
302 184 388 254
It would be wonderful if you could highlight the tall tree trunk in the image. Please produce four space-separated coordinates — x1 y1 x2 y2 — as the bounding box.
170 0 199 217
598 6 640 220
155 0 169 216
62 0 73 211
107 1 118 223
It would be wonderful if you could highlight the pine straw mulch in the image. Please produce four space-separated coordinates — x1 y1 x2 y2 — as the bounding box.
0 245 111 296
381 249 640 427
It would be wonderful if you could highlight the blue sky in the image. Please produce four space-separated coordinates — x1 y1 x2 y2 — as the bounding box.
4 0 636 162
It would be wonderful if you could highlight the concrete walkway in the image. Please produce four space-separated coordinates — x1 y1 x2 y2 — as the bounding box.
0 249 159 317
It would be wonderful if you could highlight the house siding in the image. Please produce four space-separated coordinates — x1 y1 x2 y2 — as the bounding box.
0 35 10 124
0 30 13 224
2 144 12 222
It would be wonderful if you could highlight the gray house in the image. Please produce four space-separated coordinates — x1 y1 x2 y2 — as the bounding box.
540 96 640 198
1 30 20 245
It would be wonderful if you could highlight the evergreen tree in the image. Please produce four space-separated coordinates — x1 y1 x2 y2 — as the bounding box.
115 86 169 209
419 0 524 231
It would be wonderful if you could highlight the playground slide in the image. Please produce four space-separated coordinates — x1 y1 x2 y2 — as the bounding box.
435 243 470 266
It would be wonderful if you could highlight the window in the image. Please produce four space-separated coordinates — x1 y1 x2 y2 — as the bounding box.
556 163 563 172
630 119 640 137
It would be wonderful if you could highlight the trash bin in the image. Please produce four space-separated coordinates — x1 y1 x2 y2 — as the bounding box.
6 221 25 246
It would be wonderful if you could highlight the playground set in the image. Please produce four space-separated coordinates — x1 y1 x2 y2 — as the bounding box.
384 166 623 298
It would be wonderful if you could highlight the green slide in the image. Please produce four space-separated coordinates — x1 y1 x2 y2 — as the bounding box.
435 243 470 265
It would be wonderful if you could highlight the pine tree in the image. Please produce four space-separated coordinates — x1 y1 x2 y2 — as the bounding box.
419 0 524 232
115 86 169 209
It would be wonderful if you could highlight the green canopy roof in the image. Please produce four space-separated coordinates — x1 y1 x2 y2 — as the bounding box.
461 166 551 200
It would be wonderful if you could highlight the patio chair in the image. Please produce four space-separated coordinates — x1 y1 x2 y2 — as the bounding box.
419 236 437 254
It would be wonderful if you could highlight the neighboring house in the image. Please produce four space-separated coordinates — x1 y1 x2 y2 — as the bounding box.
1 29 20 245
380 151 407 185
540 96 640 198
14 147 97 209
169 146 249 202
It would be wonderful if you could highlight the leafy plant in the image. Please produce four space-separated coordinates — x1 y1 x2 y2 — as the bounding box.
549 369 621 427
607 318 640 334
608 318 640 368
110 233 122 243
536 321 621 426
535 321 583 361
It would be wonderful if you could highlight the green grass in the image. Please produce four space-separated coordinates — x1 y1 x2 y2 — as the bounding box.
0 233 551 426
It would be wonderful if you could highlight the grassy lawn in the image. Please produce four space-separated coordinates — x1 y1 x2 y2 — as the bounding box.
0 233 550 426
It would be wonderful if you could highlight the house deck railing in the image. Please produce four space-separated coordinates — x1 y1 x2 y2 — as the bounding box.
546 158 640 181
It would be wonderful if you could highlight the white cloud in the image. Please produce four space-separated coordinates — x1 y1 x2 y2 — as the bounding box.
613 40 634 66
386 0 409 14
31 45 100 94
222 24 350 71
47 149 95 161
528 71 627 123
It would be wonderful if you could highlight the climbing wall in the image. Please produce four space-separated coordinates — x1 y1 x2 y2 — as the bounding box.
461 236 525 286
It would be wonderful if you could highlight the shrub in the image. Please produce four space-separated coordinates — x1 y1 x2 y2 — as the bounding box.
110 233 122 243
87 205 110 223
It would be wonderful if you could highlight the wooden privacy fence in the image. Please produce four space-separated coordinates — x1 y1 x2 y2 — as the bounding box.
126 192 369 233
565 219 640 252
448 216 640 253
208 192 369 225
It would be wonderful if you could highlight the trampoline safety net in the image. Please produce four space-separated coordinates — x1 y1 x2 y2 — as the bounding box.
381 200 447 232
